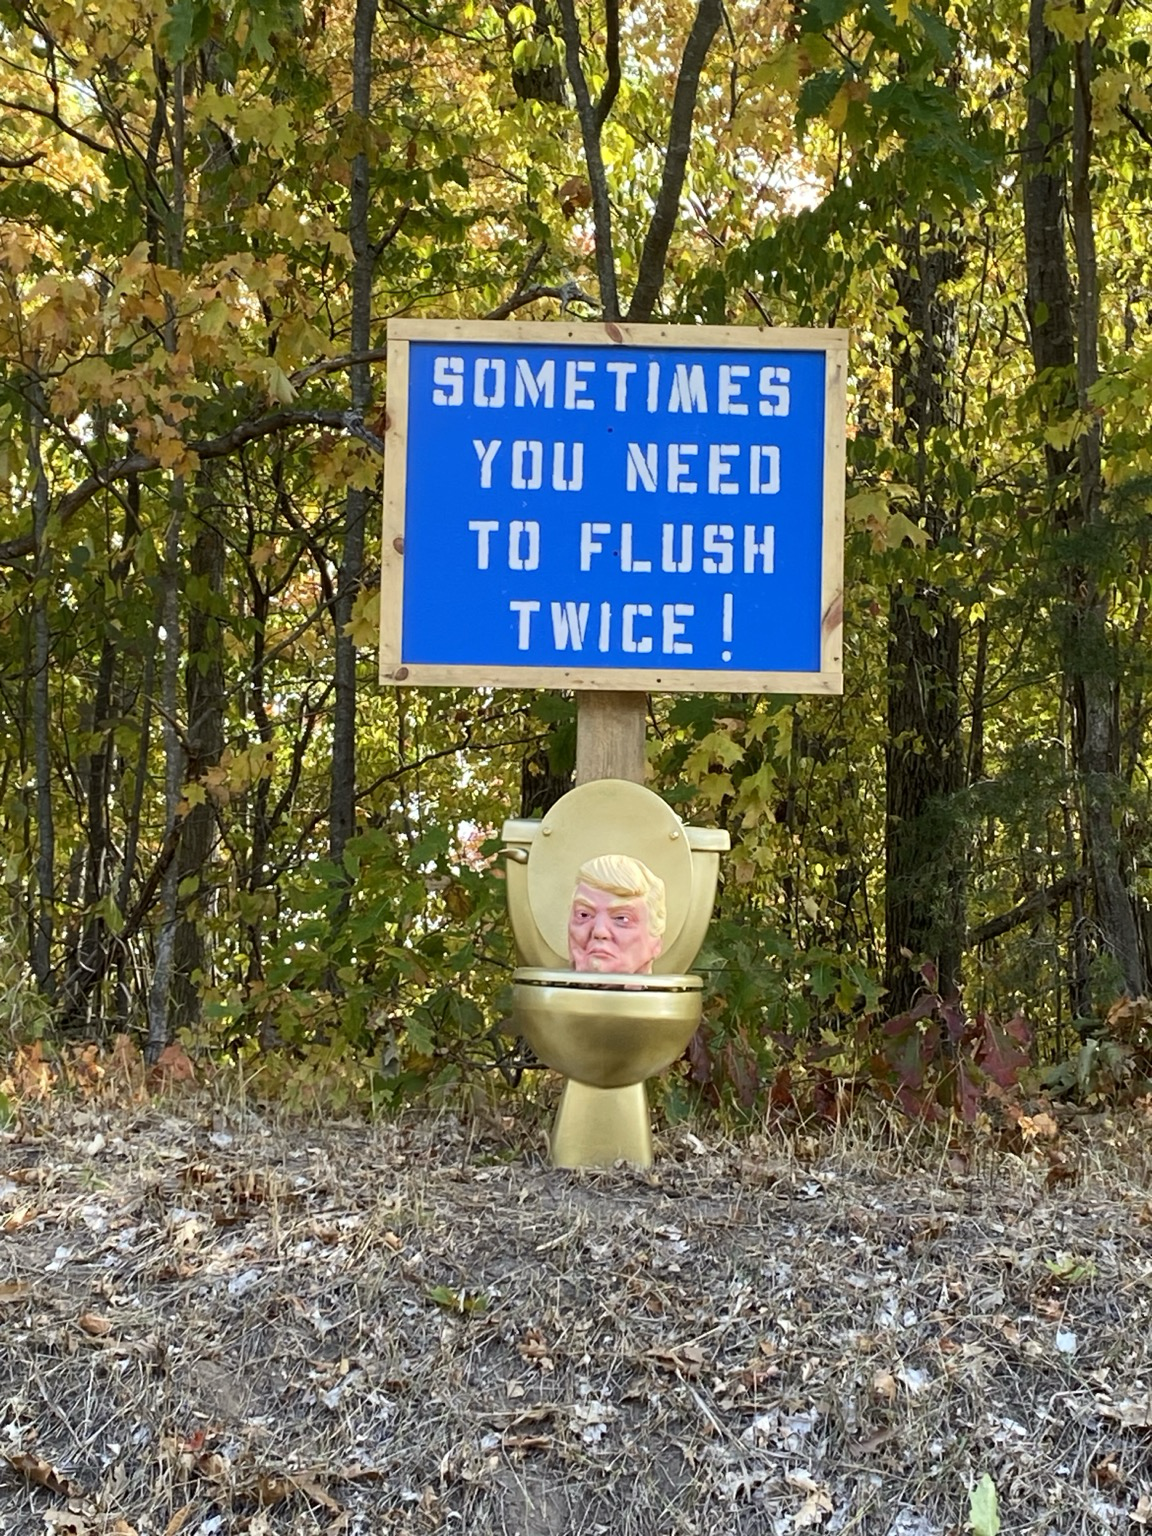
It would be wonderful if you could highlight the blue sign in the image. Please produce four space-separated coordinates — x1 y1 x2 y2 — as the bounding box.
382 322 845 691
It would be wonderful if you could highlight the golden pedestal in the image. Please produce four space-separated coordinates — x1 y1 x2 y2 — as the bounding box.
550 1080 653 1168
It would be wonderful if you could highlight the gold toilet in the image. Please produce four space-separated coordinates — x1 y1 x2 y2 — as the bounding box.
501 780 729 1168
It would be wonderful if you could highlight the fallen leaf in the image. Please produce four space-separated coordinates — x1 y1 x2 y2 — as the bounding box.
42 1513 94 1535
969 1472 1000 1536
793 1485 834 1529
786 1469 820 1493
1098 1396 1152 1429
1091 1454 1124 1488
163 1505 194 1536
517 1329 554 1370
295 1477 342 1512
4 1450 84 1498
645 1342 706 1378
1018 1111 1059 1140
147 1042 197 1086
0 1279 31 1302
78 1311 113 1336
257 1471 342 1511
257 1473 295 1506
872 1368 898 1403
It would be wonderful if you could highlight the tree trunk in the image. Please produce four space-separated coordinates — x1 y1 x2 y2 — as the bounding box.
329 0 379 867
26 372 55 993
1067 29 1145 997
884 226 965 1011
1022 0 1145 1001
171 481 225 1030
145 59 188 1062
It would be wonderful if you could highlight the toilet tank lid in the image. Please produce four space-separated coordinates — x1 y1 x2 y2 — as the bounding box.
501 817 729 852
688 826 731 852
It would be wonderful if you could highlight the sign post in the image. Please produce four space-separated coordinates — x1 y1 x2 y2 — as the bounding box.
381 320 847 703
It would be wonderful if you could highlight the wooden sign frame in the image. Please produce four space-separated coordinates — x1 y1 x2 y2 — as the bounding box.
381 319 846 694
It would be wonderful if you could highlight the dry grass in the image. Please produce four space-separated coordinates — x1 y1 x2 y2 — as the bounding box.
2 1095 1152 1536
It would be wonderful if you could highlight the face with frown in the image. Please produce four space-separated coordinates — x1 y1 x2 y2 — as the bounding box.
567 856 665 975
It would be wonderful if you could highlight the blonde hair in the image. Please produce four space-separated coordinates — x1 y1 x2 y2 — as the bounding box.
575 854 666 937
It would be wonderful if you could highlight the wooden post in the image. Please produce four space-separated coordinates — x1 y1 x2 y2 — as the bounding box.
575 691 647 786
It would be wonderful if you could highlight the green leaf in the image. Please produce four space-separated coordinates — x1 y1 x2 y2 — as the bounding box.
425 1283 487 1314
1043 1254 1097 1285
910 2 956 60
969 1474 1000 1536
161 0 213 62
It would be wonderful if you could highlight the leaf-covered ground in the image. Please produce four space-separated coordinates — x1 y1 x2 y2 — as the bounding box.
2 1102 1152 1536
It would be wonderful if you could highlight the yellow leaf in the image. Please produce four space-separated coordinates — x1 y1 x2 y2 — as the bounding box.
198 297 232 336
886 510 929 550
343 588 380 649
1045 3 1090 41
264 362 297 405
153 434 197 474
827 82 852 132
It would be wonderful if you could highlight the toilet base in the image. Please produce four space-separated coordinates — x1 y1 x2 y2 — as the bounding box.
550 1079 653 1169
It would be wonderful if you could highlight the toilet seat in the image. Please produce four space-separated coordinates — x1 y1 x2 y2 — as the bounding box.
523 780 695 965
513 968 702 992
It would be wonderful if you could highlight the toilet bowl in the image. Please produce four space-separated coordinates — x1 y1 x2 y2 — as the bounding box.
500 780 728 1167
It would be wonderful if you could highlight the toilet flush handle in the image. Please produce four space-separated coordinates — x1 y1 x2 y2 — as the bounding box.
498 846 530 864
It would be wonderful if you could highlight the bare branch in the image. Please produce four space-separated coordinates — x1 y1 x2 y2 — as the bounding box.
483 281 600 319
626 0 724 323
370 201 412 260
290 348 390 386
593 0 620 132
0 408 385 565
382 0 491 42
0 94 111 155
1121 99 1152 150
966 873 1084 947
0 149 44 168
555 0 619 319
510 239 548 299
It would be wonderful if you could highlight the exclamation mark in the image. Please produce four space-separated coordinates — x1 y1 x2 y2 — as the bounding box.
722 593 733 662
